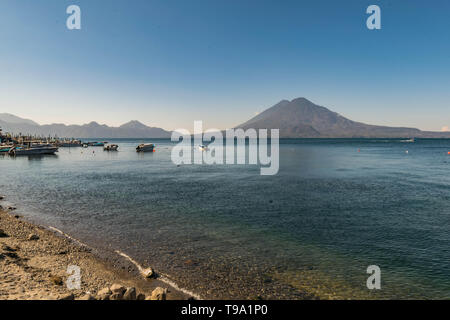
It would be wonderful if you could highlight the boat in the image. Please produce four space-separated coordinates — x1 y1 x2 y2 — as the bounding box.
0 145 13 153
88 142 106 147
136 144 155 152
104 144 118 151
30 143 55 148
8 146 59 156
198 145 209 151
402 138 415 143
58 140 82 147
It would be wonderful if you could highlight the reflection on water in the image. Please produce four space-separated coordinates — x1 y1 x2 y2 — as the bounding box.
0 138 449 299
15 154 59 161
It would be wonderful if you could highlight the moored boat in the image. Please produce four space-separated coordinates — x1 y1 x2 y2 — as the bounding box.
0 145 13 153
8 146 59 156
104 144 119 151
58 140 82 147
88 142 106 147
30 143 55 148
136 144 155 152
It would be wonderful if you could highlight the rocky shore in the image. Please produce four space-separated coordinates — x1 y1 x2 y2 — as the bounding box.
0 201 191 300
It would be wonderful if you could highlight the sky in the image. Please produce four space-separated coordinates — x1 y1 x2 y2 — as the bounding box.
0 0 449 132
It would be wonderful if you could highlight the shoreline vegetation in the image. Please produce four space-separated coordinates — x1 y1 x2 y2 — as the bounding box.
0 198 193 301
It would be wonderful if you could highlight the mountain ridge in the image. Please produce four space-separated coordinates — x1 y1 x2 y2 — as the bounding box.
2 98 450 138
0 116 171 138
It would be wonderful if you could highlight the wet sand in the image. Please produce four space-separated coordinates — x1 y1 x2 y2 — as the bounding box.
0 207 191 300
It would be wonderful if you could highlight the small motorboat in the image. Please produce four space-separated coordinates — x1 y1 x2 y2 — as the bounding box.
104 144 119 151
198 145 209 151
89 142 105 147
8 146 58 156
402 138 415 143
136 144 155 152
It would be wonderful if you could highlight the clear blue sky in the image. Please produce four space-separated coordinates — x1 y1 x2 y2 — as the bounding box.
1 0 449 131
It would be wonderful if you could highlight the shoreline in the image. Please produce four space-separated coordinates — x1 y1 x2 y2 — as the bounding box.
0 205 196 300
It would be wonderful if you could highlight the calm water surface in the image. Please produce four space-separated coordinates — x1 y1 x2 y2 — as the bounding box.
1 139 449 299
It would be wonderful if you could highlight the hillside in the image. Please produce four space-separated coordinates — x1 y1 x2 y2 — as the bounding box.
0 115 171 138
237 98 450 138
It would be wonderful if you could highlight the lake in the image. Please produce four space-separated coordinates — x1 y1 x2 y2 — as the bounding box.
1 138 449 299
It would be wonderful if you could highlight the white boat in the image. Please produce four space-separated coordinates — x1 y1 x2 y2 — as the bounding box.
198 145 209 151
136 144 155 152
104 144 119 151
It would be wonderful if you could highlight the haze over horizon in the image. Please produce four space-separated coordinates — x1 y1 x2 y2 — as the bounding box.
1 0 450 132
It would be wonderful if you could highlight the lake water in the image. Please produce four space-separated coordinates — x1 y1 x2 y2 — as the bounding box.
1 138 449 299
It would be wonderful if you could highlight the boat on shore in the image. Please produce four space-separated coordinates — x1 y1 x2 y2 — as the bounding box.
136 144 155 152
104 144 119 151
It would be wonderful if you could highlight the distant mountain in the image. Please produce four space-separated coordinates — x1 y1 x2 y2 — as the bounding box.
0 115 171 138
237 98 450 138
0 113 39 126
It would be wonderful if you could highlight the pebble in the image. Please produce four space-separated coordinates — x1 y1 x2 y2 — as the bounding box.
109 293 123 300
97 293 111 300
79 294 96 300
58 293 75 300
2 245 17 252
110 283 126 295
97 287 112 296
142 267 155 278
0 229 8 238
50 276 63 286
123 287 136 300
136 293 146 300
28 234 39 241
150 287 167 300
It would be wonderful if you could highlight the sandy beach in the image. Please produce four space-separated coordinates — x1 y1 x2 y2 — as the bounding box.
0 204 191 300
